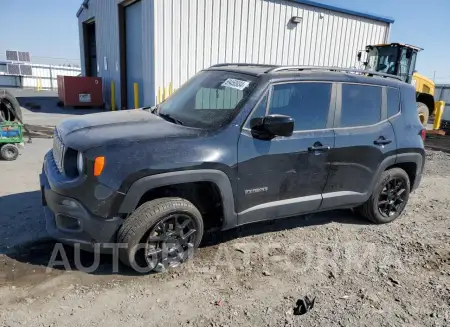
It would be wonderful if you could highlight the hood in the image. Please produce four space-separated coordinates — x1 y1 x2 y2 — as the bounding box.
57 110 203 151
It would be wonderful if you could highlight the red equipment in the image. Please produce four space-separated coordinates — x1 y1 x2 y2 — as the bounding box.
57 76 103 107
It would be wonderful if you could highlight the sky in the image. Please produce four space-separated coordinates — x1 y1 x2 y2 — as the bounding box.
1 0 450 82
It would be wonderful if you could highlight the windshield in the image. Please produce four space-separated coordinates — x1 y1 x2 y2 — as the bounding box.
366 46 399 75
157 71 257 128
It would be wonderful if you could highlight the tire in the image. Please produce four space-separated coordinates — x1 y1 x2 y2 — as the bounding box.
0 144 19 161
357 168 410 224
117 197 204 272
417 102 429 127
0 90 22 122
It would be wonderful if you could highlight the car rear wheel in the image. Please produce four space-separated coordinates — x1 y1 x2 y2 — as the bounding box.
117 197 204 273
357 168 410 224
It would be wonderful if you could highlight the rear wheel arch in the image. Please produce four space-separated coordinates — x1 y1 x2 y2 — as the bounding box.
385 162 416 191
370 153 423 195
395 152 424 189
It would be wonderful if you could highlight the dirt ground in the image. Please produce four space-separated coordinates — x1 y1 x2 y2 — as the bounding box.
0 140 449 327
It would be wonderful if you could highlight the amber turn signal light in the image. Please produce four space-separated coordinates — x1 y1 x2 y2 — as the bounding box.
94 156 105 176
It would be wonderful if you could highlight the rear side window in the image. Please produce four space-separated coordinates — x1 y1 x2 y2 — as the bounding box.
387 87 401 117
341 84 382 127
268 82 332 130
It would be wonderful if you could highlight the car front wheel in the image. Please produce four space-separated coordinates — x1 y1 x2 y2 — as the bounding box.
358 168 410 224
117 197 204 272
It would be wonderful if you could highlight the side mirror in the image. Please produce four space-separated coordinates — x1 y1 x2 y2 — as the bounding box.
263 115 294 137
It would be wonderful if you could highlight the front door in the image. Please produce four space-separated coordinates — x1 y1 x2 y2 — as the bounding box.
321 83 397 209
125 1 143 109
237 81 336 225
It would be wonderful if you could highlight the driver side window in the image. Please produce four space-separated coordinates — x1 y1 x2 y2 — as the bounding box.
244 93 268 128
268 82 332 131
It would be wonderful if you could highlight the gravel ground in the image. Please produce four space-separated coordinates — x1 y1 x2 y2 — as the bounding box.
0 146 449 327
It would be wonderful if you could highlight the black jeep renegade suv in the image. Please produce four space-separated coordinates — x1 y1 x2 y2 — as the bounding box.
40 64 425 271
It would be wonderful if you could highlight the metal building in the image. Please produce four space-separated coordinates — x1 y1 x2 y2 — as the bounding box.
77 0 394 109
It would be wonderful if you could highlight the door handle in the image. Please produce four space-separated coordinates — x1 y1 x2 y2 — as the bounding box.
308 142 331 152
374 137 392 146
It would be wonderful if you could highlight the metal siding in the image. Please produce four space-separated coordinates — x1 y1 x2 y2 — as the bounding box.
14 65 81 90
125 0 144 109
197 0 205 71
204 0 213 67
153 0 390 95
78 0 121 107
171 0 181 91
179 0 189 85
142 0 156 106
435 85 450 120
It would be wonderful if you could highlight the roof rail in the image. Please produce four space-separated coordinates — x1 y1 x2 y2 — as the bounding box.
266 66 402 81
210 63 276 68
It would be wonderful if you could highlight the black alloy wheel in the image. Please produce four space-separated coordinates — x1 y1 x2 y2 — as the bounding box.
145 213 198 270
377 177 408 218
117 197 204 273
357 168 411 224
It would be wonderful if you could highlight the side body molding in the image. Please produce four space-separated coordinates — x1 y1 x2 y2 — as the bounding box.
119 170 238 230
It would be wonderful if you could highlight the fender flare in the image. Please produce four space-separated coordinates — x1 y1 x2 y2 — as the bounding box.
396 152 424 191
118 169 238 230
371 152 423 192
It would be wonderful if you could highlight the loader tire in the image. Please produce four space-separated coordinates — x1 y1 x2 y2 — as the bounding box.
417 102 429 127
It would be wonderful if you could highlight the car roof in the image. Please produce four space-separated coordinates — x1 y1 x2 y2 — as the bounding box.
207 64 406 89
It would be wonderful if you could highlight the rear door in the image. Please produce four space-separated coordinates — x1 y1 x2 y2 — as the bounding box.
321 83 397 209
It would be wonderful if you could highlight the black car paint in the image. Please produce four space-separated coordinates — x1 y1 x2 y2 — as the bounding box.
40 67 425 247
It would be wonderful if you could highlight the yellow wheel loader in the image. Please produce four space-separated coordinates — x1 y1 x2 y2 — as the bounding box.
359 43 444 129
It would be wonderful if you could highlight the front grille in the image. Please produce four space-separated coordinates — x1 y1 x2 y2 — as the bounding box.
52 130 66 174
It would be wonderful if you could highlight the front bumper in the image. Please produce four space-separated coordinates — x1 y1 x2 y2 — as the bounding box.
40 159 123 252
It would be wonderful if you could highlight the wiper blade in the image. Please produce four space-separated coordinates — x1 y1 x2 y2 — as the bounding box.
141 105 158 114
159 113 184 125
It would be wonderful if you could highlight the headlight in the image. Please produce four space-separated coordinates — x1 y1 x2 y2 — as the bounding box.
77 152 84 173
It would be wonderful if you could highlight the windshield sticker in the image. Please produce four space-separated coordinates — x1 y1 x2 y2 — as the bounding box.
221 78 250 91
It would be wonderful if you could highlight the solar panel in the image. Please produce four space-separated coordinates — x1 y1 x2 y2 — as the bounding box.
7 63 20 75
6 50 18 61
19 64 32 75
18 51 31 62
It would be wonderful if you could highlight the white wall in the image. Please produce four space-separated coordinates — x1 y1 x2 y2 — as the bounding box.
78 0 391 107
21 65 81 89
153 0 390 95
